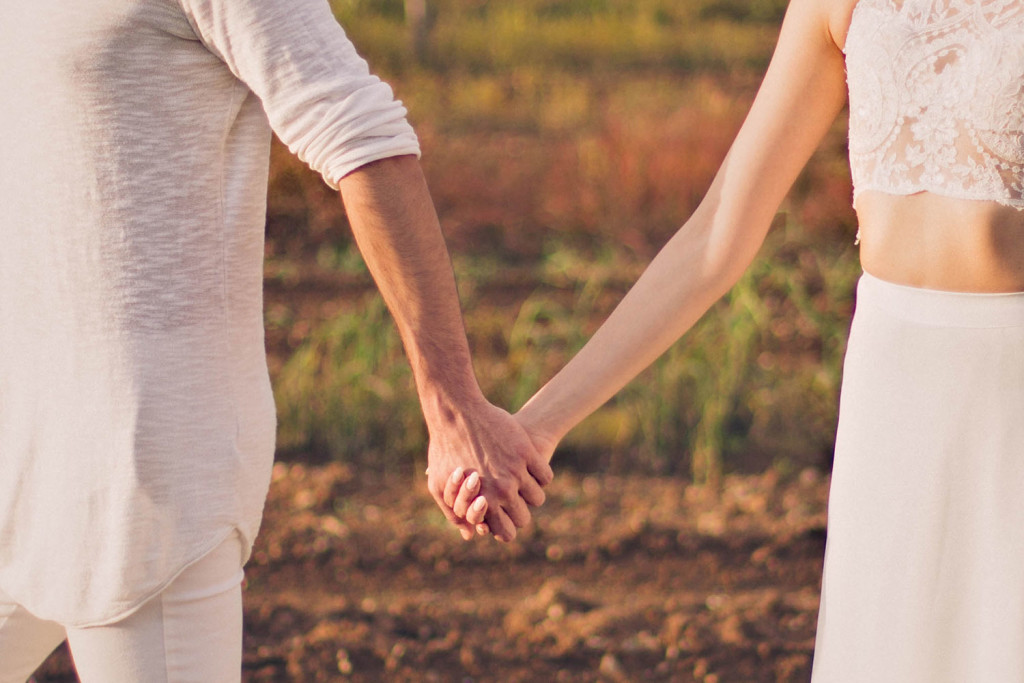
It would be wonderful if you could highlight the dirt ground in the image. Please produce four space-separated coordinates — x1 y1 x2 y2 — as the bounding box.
34 464 828 682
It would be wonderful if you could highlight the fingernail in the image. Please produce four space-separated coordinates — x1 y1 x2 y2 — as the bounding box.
471 497 486 512
450 467 464 483
466 471 480 490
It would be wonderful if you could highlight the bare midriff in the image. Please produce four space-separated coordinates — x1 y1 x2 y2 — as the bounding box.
856 191 1024 293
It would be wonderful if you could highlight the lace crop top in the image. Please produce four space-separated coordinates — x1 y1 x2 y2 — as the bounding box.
844 0 1024 209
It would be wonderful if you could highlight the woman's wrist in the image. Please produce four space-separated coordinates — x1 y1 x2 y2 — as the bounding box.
514 393 567 461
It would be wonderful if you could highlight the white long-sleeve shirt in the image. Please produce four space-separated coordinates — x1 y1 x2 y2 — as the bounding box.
0 0 419 627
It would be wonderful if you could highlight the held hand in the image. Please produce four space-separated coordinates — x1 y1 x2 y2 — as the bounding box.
443 467 491 538
441 407 560 541
426 400 553 542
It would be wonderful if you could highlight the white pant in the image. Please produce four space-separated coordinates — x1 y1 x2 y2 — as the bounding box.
0 534 244 683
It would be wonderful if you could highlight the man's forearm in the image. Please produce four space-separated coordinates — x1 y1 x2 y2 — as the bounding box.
336 154 552 541
337 155 484 419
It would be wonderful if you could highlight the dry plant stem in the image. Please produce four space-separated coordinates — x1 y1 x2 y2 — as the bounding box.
337 156 552 541
516 0 851 454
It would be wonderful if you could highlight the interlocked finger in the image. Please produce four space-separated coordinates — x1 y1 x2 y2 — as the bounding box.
465 496 488 525
485 506 517 542
518 476 546 507
528 459 555 487
429 478 476 539
502 492 532 529
442 467 465 509
452 471 481 518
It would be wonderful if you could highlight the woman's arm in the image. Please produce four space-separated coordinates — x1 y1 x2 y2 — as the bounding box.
513 0 852 452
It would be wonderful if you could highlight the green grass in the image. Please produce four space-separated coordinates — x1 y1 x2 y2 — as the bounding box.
272 219 860 477
274 295 425 463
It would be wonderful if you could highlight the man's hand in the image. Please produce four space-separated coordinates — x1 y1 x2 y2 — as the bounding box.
426 399 553 542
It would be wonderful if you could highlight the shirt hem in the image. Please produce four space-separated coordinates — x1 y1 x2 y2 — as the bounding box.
0 526 245 629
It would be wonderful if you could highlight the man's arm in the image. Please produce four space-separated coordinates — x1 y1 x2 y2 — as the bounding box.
336 155 554 541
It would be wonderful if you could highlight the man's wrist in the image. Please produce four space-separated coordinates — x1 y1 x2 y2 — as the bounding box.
417 374 488 431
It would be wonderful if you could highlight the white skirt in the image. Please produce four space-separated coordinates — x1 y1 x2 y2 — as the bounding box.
811 272 1024 682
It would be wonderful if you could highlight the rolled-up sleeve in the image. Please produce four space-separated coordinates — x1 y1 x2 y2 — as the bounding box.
177 0 420 186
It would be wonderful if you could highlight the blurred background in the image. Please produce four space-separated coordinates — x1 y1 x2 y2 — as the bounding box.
266 0 860 484
39 0 858 681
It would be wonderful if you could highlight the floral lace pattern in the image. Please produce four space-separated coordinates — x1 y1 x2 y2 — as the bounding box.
844 0 1024 208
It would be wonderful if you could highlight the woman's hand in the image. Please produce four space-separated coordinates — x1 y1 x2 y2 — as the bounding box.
442 467 491 538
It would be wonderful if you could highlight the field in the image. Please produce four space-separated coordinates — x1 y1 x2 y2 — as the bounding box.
36 0 858 680
37 465 828 682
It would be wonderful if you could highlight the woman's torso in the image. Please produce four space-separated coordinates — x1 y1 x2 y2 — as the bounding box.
857 192 1024 292
838 0 1024 292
